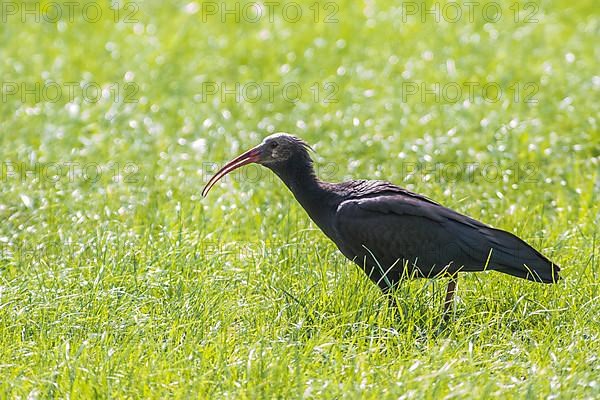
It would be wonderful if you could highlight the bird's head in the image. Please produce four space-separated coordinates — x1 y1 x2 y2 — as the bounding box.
202 133 314 196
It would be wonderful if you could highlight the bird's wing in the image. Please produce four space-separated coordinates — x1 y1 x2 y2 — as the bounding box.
332 190 559 285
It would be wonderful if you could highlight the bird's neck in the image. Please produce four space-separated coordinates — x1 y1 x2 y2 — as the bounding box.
270 158 340 236
273 159 324 201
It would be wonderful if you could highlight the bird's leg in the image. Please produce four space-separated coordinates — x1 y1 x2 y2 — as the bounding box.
442 274 458 319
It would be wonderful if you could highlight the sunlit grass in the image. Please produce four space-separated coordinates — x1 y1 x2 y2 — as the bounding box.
0 0 598 398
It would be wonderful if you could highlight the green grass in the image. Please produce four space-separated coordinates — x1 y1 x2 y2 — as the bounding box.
1 0 599 398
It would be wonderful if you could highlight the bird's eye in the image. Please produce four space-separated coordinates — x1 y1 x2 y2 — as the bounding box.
270 142 278 149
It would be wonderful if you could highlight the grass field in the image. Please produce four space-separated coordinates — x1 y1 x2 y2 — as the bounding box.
1 0 599 398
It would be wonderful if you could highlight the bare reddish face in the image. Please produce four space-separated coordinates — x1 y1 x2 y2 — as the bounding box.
202 147 262 197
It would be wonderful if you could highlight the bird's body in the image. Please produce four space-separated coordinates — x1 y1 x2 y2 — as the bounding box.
276 175 559 293
202 133 560 313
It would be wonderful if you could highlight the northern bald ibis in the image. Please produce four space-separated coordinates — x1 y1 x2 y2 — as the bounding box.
202 133 561 316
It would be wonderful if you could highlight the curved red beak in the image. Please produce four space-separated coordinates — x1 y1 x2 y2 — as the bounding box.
202 146 262 197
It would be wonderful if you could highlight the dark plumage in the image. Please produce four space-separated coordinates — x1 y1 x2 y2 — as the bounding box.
202 133 561 315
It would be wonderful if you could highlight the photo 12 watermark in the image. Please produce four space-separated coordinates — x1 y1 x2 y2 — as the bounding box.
201 161 339 184
400 81 539 104
1 1 139 23
198 81 339 104
199 239 299 262
1 81 139 104
189 1 339 23
0 161 141 184
0 239 137 262
399 161 540 184
400 1 539 24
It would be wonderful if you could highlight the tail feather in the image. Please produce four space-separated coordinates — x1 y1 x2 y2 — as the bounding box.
483 227 561 283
